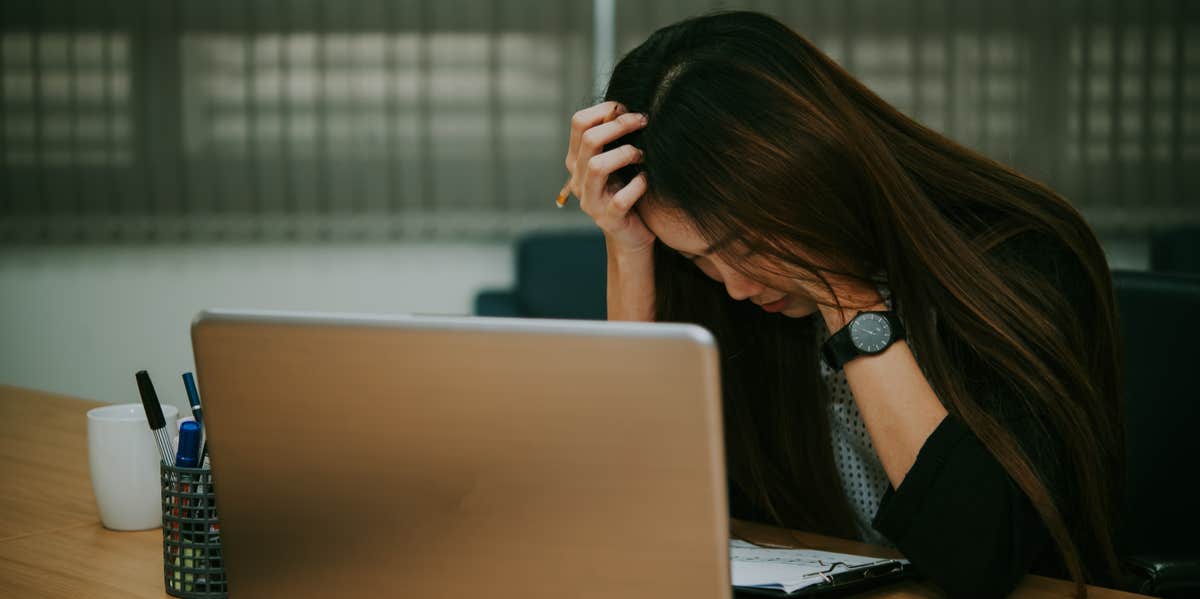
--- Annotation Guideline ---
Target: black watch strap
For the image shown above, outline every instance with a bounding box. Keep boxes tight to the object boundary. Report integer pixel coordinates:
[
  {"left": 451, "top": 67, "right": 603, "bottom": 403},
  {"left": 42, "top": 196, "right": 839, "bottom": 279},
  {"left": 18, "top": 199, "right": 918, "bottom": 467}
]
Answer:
[{"left": 821, "top": 311, "right": 906, "bottom": 371}]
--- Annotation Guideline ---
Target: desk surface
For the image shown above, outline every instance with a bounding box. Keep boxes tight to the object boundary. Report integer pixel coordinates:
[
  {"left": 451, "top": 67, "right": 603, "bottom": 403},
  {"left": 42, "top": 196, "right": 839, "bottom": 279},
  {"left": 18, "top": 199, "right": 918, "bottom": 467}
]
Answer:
[{"left": 0, "top": 384, "right": 1146, "bottom": 598}]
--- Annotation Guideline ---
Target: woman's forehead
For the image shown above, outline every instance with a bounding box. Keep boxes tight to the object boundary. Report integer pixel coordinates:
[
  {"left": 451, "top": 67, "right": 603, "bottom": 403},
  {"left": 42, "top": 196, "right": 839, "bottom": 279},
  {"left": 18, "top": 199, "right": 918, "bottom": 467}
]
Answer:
[{"left": 637, "top": 202, "right": 710, "bottom": 254}]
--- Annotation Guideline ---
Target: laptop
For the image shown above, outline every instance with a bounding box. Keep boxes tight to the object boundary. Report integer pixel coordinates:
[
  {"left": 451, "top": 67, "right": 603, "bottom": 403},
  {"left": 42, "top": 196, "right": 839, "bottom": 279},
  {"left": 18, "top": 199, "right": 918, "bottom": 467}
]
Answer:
[{"left": 191, "top": 309, "right": 730, "bottom": 599}]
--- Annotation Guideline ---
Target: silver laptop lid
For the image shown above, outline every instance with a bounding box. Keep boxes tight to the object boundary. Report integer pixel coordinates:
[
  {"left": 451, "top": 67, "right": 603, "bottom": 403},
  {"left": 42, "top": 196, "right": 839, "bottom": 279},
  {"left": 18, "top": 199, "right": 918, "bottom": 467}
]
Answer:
[{"left": 192, "top": 310, "right": 730, "bottom": 599}]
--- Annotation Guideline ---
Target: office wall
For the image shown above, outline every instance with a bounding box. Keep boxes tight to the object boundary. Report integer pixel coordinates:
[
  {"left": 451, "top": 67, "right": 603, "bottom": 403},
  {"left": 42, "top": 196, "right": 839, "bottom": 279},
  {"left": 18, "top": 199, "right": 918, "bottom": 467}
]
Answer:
[{"left": 0, "top": 242, "right": 513, "bottom": 408}]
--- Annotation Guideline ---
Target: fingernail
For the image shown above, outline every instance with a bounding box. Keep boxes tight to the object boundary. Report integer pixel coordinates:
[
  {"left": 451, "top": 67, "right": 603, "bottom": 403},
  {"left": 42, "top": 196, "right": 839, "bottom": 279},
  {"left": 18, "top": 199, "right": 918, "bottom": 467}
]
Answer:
[{"left": 639, "top": 113, "right": 648, "bottom": 124}]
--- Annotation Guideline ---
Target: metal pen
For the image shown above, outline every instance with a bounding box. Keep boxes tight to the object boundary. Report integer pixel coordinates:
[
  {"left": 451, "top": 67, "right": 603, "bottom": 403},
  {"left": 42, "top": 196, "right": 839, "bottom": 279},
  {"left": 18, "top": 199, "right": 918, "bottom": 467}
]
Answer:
[{"left": 181, "top": 372, "right": 203, "bottom": 425}]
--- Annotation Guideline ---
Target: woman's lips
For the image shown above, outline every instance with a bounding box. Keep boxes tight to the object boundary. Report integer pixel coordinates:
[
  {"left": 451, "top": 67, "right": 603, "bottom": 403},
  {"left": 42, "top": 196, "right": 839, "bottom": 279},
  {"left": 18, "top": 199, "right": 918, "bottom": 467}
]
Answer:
[{"left": 760, "top": 296, "right": 791, "bottom": 313}]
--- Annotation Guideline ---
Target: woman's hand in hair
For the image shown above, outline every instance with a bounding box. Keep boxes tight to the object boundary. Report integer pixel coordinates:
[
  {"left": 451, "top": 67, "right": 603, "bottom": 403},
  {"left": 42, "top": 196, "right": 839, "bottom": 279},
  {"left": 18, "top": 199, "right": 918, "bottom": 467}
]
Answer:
[{"left": 565, "top": 101, "right": 655, "bottom": 254}]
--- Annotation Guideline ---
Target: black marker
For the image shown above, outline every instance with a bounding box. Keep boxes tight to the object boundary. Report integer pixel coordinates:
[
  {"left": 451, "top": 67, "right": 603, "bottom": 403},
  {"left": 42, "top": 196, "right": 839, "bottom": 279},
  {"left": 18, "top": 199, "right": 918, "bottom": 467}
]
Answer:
[{"left": 135, "top": 370, "right": 174, "bottom": 466}]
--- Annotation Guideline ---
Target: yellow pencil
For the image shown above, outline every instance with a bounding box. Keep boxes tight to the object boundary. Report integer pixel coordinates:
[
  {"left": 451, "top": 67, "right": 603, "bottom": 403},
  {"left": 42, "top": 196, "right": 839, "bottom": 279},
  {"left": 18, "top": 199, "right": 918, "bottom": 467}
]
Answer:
[{"left": 555, "top": 183, "right": 571, "bottom": 208}]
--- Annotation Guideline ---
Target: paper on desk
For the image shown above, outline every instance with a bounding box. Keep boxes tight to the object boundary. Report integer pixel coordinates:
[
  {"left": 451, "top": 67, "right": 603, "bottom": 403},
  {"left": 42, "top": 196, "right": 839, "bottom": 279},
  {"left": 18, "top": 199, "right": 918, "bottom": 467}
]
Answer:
[{"left": 730, "top": 539, "right": 898, "bottom": 594}]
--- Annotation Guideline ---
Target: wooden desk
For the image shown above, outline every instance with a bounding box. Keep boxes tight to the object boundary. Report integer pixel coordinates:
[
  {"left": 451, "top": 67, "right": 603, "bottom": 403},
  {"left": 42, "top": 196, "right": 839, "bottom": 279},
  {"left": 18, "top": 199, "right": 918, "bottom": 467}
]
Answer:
[
  {"left": 1, "top": 385, "right": 165, "bottom": 598},
  {"left": 0, "top": 384, "right": 1146, "bottom": 598}
]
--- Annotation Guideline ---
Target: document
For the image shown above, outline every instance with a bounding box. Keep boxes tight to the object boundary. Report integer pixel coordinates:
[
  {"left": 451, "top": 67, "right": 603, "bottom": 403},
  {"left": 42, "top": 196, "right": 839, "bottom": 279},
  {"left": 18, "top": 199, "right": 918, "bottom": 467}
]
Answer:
[{"left": 730, "top": 539, "right": 909, "bottom": 594}]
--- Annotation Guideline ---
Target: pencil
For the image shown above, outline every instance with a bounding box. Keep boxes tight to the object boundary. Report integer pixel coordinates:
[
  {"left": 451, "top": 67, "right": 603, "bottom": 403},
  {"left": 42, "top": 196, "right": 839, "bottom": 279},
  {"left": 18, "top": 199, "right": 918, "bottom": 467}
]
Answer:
[
  {"left": 555, "top": 183, "right": 571, "bottom": 208},
  {"left": 556, "top": 103, "right": 622, "bottom": 208}
]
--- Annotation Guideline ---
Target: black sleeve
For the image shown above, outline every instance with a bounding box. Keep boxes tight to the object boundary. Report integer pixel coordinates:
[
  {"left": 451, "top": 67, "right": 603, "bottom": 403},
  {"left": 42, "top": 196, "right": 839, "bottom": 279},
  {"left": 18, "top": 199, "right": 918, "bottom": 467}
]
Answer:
[{"left": 871, "top": 413, "right": 1051, "bottom": 598}]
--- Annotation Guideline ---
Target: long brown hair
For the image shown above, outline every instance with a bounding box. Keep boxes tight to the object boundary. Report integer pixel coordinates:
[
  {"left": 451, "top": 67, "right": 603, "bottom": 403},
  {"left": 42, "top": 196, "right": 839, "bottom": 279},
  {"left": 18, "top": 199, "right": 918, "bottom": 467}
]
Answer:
[{"left": 603, "top": 11, "right": 1123, "bottom": 594}]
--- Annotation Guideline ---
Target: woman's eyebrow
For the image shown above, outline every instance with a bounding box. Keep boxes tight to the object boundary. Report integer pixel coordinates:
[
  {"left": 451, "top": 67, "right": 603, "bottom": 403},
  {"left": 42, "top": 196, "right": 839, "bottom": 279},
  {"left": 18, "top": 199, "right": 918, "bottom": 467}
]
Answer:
[{"left": 674, "top": 232, "right": 738, "bottom": 260}]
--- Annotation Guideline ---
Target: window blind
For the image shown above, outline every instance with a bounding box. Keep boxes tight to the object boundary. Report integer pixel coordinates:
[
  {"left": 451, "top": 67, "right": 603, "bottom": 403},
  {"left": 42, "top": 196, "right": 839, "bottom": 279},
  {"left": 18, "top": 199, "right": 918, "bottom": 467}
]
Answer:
[{"left": 2, "top": 0, "right": 1196, "bottom": 242}]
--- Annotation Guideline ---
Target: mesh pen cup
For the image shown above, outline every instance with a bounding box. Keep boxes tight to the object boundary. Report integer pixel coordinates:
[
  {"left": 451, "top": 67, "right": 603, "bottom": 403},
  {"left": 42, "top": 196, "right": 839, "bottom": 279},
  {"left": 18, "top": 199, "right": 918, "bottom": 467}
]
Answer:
[{"left": 161, "top": 463, "right": 227, "bottom": 598}]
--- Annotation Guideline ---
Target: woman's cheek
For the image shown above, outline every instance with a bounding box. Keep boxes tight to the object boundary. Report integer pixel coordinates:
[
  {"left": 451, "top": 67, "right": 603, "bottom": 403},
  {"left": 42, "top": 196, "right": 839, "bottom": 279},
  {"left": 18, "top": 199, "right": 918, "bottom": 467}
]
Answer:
[
  {"left": 694, "top": 258, "right": 723, "bottom": 283},
  {"left": 783, "top": 296, "right": 819, "bottom": 318}
]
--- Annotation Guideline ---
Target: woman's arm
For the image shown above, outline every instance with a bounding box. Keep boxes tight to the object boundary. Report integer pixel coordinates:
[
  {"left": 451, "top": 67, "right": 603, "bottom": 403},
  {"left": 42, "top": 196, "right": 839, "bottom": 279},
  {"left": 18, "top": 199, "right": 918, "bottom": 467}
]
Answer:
[
  {"left": 818, "top": 304, "right": 947, "bottom": 489},
  {"left": 561, "top": 100, "right": 657, "bottom": 321},
  {"left": 606, "top": 240, "right": 656, "bottom": 322}
]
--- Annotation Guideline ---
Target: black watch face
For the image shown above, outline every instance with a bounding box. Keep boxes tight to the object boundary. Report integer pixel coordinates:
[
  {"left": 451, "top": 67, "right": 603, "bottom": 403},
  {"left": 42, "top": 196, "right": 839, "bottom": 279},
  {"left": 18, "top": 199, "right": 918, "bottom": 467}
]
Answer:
[{"left": 849, "top": 313, "right": 892, "bottom": 353}]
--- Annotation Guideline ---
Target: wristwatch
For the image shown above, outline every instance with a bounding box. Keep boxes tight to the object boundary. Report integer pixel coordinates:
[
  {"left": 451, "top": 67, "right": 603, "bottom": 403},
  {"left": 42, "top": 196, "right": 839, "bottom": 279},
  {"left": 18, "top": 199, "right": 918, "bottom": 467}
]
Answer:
[{"left": 820, "top": 310, "right": 906, "bottom": 371}]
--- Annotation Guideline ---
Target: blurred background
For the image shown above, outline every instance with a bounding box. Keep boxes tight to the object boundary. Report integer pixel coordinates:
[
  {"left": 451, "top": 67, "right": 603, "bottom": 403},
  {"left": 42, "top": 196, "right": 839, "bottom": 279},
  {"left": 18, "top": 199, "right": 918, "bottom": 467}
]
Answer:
[{"left": 1, "top": 0, "right": 1197, "bottom": 405}]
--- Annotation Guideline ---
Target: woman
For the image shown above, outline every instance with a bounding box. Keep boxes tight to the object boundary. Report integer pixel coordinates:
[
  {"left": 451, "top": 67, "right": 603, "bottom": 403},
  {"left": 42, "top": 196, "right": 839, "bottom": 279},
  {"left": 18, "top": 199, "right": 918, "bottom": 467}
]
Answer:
[{"left": 562, "top": 11, "right": 1123, "bottom": 598}]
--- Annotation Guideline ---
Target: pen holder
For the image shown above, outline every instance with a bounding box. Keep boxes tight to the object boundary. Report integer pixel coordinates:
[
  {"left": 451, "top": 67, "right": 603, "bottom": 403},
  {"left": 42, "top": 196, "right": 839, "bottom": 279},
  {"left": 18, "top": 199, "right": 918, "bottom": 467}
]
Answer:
[{"left": 161, "top": 464, "right": 227, "bottom": 598}]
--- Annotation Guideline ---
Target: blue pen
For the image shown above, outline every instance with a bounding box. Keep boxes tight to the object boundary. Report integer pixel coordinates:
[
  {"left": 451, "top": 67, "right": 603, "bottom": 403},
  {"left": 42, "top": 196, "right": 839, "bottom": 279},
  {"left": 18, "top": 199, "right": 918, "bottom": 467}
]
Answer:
[
  {"left": 173, "top": 421, "right": 203, "bottom": 550},
  {"left": 181, "top": 372, "right": 203, "bottom": 425}
]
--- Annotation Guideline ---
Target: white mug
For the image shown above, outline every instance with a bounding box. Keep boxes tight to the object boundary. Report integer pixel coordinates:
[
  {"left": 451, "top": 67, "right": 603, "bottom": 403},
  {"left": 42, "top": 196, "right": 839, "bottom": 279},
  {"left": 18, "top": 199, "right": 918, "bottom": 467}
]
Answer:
[{"left": 87, "top": 402, "right": 179, "bottom": 530}]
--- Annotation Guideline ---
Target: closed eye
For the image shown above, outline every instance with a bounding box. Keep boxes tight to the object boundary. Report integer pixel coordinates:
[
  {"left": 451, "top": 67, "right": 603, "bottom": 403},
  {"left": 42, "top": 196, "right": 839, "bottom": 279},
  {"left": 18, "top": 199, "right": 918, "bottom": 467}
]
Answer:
[{"left": 679, "top": 249, "right": 750, "bottom": 265}]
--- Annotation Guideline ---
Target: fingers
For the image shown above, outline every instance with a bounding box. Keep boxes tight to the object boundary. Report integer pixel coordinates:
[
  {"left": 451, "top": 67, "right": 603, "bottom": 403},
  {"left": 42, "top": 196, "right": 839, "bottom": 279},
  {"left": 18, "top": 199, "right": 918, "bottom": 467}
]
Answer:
[
  {"left": 578, "top": 112, "right": 648, "bottom": 157},
  {"left": 581, "top": 144, "right": 644, "bottom": 209},
  {"left": 573, "top": 112, "right": 648, "bottom": 196},
  {"left": 609, "top": 172, "right": 648, "bottom": 215},
  {"left": 566, "top": 101, "right": 625, "bottom": 171},
  {"left": 566, "top": 103, "right": 648, "bottom": 184}
]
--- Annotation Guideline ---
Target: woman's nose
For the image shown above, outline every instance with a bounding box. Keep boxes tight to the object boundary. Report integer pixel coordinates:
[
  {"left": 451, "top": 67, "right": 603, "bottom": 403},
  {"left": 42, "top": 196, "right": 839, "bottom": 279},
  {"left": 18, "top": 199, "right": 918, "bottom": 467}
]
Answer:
[{"left": 722, "top": 268, "right": 765, "bottom": 301}]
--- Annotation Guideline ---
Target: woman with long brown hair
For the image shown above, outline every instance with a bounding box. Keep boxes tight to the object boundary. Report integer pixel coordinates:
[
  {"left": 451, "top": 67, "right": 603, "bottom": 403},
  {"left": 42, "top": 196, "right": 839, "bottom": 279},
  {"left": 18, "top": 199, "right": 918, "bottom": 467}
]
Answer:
[{"left": 562, "top": 11, "right": 1123, "bottom": 598}]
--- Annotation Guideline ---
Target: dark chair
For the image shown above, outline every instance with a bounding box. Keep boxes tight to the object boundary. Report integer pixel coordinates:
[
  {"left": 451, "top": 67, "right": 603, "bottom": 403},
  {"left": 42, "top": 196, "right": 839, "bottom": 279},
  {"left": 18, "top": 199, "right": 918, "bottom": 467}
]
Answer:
[
  {"left": 1150, "top": 227, "right": 1200, "bottom": 276},
  {"left": 474, "top": 230, "right": 608, "bottom": 320},
  {"left": 1113, "top": 269, "right": 1200, "bottom": 596}
]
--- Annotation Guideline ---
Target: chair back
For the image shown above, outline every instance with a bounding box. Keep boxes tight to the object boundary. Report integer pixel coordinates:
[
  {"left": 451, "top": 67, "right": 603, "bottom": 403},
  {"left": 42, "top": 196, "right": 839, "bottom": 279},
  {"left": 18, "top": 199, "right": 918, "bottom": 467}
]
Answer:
[
  {"left": 475, "top": 230, "right": 608, "bottom": 319},
  {"left": 1112, "top": 269, "right": 1200, "bottom": 555}
]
